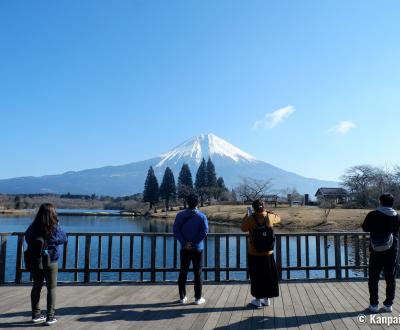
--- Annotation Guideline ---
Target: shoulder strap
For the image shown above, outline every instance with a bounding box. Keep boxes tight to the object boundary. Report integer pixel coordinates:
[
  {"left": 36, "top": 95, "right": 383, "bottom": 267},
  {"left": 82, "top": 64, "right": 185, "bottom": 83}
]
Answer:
[
  {"left": 35, "top": 236, "right": 46, "bottom": 254},
  {"left": 252, "top": 214, "right": 266, "bottom": 227}
]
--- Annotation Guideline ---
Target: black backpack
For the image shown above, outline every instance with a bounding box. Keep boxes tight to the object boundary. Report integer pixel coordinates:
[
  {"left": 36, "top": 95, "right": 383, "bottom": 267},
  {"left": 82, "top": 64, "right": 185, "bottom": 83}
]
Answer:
[
  {"left": 24, "top": 236, "right": 51, "bottom": 271},
  {"left": 251, "top": 215, "right": 275, "bottom": 252}
]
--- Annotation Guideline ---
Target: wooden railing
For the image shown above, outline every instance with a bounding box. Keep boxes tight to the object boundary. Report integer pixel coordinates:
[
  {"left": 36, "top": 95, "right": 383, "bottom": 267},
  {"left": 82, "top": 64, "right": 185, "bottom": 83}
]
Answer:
[{"left": 0, "top": 231, "right": 392, "bottom": 284}]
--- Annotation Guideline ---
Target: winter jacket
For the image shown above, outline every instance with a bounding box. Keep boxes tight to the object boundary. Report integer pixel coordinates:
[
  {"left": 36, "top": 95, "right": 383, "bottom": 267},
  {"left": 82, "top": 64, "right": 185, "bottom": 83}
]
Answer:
[
  {"left": 173, "top": 208, "right": 208, "bottom": 251},
  {"left": 25, "top": 224, "right": 68, "bottom": 262},
  {"left": 362, "top": 208, "right": 399, "bottom": 253},
  {"left": 241, "top": 211, "right": 281, "bottom": 256}
]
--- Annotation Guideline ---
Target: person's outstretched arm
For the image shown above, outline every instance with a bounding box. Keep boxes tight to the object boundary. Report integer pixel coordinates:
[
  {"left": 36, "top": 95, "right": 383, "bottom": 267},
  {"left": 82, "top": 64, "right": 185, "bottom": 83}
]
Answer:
[
  {"left": 241, "top": 214, "right": 250, "bottom": 232},
  {"left": 267, "top": 211, "right": 281, "bottom": 225}
]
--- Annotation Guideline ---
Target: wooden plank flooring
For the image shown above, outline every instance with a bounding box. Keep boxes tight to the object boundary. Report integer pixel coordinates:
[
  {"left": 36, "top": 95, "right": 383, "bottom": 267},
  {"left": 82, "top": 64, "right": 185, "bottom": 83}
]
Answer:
[{"left": 1, "top": 280, "right": 400, "bottom": 329}]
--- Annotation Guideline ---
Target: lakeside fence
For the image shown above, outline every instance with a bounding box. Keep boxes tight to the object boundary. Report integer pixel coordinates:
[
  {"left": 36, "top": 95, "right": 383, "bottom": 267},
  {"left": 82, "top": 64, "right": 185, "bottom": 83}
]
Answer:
[{"left": 1, "top": 231, "right": 396, "bottom": 284}]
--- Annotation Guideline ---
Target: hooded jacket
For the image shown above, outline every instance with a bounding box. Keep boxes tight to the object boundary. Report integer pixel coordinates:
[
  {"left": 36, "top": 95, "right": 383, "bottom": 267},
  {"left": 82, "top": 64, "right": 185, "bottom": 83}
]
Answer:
[
  {"left": 25, "top": 224, "right": 68, "bottom": 262},
  {"left": 173, "top": 208, "right": 208, "bottom": 251},
  {"left": 362, "top": 207, "right": 399, "bottom": 253}
]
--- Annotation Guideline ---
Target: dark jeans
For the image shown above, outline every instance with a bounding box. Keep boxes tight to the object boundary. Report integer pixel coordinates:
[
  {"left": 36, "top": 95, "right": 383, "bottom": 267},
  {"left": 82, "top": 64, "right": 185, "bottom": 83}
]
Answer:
[
  {"left": 31, "top": 262, "right": 58, "bottom": 318},
  {"left": 368, "top": 249, "right": 397, "bottom": 306},
  {"left": 178, "top": 249, "right": 203, "bottom": 300}
]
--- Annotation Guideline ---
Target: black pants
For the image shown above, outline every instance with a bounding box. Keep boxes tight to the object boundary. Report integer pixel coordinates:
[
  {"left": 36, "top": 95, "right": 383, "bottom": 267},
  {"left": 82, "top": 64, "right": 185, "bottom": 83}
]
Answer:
[
  {"left": 178, "top": 249, "right": 203, "bottom": 300},
  {"left": 368, "top": 249, "right": 397, "bottom": 306},
  {"left": 31, "top": 262, "right": 58, "bottom": 318},
  {"left": 248, "top": 254, "right": 279, "bottom": 299}
]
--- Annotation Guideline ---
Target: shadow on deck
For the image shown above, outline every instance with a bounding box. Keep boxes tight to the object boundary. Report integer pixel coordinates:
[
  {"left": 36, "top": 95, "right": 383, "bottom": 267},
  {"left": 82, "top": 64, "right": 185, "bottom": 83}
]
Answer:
[{"left": 0, "top": 280, "right": 397, "bottom": 329}]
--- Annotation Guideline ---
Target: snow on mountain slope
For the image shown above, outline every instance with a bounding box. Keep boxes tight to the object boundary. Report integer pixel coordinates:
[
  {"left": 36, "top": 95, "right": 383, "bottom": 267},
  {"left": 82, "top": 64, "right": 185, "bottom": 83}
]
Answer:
[{"left": 156, "top": 133, "right": 255, "bottom": 168}]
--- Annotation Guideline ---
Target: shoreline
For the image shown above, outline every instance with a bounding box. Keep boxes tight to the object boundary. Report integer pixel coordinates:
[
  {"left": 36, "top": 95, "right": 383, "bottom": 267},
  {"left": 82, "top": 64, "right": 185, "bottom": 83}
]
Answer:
[
  {"left": 1, "top": 205, "right": 370, "bottom": 232},
  {"left": 0, "top": 209, "right": 137, "bottom": 217}
]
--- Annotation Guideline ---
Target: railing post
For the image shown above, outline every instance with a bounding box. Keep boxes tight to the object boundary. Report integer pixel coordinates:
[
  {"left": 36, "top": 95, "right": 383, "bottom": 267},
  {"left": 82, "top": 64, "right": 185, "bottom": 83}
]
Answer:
[
  {"left": 150, "top": 235, "right": 156, "bottom": 282},
  {"left": 334, "top": 234, "right": 342, "bottom": 279},
  {"left": 84, "top": 236, "right": 91, "bottom": 283},
  {"left": 15, "top": 235, "right": 24, "bottom": 284},
  {"left": 215, "top": 235, "right": 220, "bottom": 282},
  {"left": 74, "top": 236, "right": 80, "bottom": 282},
  {"left": 0, "top": 235, "right": 7, "bottom": 284}
]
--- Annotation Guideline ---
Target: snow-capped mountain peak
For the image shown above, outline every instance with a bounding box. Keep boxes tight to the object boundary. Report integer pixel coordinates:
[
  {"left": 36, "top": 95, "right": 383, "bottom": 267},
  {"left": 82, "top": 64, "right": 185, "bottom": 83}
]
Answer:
[{"left": 155, "top": 133, "right": 256, "bottom": 168}]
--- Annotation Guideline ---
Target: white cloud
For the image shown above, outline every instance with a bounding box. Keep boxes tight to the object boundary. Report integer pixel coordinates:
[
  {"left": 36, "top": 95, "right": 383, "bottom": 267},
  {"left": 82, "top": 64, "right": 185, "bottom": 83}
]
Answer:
[
  {"left": 327, "top": 121, "right": 356, "bottom": 135},
  {"left": 253, "top": 105, "right": 295, "bottom": 129}
]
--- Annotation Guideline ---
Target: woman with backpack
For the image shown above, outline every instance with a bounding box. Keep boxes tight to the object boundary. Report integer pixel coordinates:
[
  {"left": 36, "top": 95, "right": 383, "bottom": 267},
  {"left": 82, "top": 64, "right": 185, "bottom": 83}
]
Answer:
[
  {"left": 241, "top": 199, "right": 281, "bottom": 308},
  {"left": 24, "top": 203, "right": 67, "bottom": 325}
]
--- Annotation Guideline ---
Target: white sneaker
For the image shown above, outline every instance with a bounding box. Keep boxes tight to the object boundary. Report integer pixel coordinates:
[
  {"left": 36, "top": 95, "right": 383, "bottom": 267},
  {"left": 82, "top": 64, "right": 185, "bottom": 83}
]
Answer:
[
  {"left": 194, "top": 297, "right": 206, "bottom": 305},
  {"left": 179, "top": 296, "right": 188, "bottom": 304},
  {"left": 369, "top": 305, "right": 379, "bottom": 313},
  {"left": 262, "top": 298, "right": 271, "bottom": 306},
  {"left": 45, "top": 317, "right": 58, "bottom": 325},
  {"left": 250, "top": 298, "right": 263, "bottom": 308},
  {"left": 383, "top": 305, "right": 393, "bottom": 313},
  {"left": 31, "top": 315, "right": 46, "bottom": 323}
]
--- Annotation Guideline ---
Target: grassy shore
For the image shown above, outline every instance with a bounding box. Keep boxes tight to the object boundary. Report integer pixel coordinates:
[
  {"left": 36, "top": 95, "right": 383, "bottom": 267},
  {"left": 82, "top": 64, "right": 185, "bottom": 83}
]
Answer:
[
  {"left": 151, "top": 204, "right": 370, "bottom": 232},
  {"left": 1, "top": 205, "right": 372, "bottom": 232},
  {"left": 0, "top": 209, "right": 34, "bottom": 216}
]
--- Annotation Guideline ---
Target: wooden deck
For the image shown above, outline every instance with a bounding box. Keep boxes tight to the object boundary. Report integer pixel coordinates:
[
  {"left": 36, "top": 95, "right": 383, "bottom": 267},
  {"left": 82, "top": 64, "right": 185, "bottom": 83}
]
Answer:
[{"left": 1, "top": 280, "right": 399, "bottom": 329}]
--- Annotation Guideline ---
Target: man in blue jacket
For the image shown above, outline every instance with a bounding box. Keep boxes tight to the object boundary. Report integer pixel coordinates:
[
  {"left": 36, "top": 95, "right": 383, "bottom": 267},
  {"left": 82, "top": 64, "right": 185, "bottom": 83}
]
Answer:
[{"left": 173, "top": 193, "right": 208, "bottom": 305}]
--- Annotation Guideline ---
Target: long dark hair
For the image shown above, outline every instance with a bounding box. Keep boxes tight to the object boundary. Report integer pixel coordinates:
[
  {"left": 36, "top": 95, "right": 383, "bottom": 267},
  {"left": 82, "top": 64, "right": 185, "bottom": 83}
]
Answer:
[{"left": 32, "top": 203, "right": 58, "bottom": 237}]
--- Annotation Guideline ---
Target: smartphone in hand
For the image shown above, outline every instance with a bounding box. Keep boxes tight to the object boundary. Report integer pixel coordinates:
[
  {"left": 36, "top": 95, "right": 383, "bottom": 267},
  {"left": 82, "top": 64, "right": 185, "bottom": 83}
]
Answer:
[{"left": 247, "top": 207, "right": 252, "bottom": 216}]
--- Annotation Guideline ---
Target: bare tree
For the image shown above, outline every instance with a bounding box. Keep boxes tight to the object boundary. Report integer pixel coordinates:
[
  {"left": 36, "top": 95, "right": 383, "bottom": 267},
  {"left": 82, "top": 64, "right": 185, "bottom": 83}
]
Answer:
[
  {"left": 319, "top": 197, "right": 336, "bottom": 223},
  {"left": 235, "top": 177, "right": 272, "bottom": 202},
  {"left": 341, "top": 165, "right": 396, "bottom": 207}
]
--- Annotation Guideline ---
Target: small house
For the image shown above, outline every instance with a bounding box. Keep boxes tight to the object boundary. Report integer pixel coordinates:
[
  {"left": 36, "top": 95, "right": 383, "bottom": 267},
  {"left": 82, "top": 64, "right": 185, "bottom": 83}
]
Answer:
[{"left": 315, "top": 187, "right": 348, "bottom": 204}]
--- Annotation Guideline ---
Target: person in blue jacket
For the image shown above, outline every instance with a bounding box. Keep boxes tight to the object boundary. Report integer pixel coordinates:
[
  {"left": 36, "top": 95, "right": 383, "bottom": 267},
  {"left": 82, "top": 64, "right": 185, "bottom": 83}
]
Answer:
[
  {"left": 173, "top": 193, "right": 208, "bottom": 305},
  {"left": 25, "top": 203, "right": 67, "bottom": 325}
]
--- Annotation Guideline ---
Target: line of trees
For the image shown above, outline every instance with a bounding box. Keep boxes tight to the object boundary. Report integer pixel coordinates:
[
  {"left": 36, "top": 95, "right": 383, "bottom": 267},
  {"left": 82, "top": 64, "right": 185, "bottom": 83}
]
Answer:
[
  {"left": 341, "top": 165, "right": 400, "bottom": 208},
  {"left": 142, "top": 158, "right": 228, "bottom": 211},
  {"left": 143, "top": 162, "right": 400, "bottom": 211}
]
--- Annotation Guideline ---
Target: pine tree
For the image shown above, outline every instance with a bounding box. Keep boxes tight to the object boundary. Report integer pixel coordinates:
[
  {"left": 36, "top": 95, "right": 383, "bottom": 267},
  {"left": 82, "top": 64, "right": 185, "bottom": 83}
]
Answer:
[
  {"left": 217, "top": 176, "right": 227, "bottom": 190},
  {"left": 177, "top": 163, "right": 193, "bottom": 208},
  {"left": 206, "top": 157, "right": 218, "bottom": 200},
  {"left": 215, "top": 176, "right": 228, "bottom": 200},
  {"left": 143, "top": 166, "right": 159, "bottom": 210},
  {"left": 195, "top": 158, "right": 207, "bottom": 206},
  {"left": 159, "top": 167, "right": 176, "bottom": 210}
]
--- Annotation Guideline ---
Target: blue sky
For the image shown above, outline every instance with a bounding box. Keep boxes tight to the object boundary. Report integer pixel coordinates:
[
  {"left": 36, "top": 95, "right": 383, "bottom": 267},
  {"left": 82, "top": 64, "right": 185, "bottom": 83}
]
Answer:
[{"left": 1, "top": 0, "right": 399, "bottom": 182}]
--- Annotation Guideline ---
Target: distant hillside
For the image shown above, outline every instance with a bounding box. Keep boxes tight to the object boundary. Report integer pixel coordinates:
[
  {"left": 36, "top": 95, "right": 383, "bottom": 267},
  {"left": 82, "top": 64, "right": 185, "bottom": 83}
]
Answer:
[{"left": 0, "top": 133, "right": 338, "bottom": 196}]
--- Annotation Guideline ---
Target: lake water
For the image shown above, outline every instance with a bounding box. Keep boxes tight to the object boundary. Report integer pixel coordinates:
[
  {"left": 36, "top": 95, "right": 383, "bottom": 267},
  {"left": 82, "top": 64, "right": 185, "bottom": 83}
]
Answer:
[
  {"left": 0, "top": 214, "right": 367, "bottom": 282},
  {"left": 0, "top": 214, "right": 241, "bottom": 234}
]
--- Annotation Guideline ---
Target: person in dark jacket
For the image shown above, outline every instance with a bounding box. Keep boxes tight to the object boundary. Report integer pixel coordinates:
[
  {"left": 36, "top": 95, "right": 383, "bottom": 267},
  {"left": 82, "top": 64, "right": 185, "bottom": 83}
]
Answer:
[
  {"left": 362, "top": 193, "right": 399, "bottom": 313},
  {"left": 173, "top": 193, "right": 208, "bottom": 305},
  {"left": 25, "top": 203, "right": 67, "bottom": 325}
]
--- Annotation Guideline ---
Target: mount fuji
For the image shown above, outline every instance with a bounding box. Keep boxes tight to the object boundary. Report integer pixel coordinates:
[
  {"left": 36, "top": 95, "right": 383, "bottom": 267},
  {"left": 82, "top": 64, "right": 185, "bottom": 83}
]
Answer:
[{"left": 0, "top": 133, "right": 337, "bottom": 196}]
